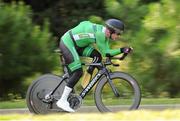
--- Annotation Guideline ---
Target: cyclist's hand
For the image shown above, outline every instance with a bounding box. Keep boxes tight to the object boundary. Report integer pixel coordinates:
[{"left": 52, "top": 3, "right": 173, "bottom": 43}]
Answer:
[{"left": 120, "top": 47, "right": 133, "bottom": 54}]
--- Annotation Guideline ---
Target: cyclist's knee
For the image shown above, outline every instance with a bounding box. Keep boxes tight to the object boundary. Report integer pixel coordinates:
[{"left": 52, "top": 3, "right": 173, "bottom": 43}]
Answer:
[
  {"left": 68, "top": 61, "right": 82, "bottom": 73},
  {"left": 90, "top": 50, "right": 102, "bottom": 62},
  {"left": 87, "top": 50, "right": 102, "bottom": 74}
]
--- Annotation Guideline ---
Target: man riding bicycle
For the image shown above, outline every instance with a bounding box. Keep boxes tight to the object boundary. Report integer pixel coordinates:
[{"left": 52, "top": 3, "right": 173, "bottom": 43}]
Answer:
[{"left": 56, "top": 18, "right": 132, "bottom": 112}]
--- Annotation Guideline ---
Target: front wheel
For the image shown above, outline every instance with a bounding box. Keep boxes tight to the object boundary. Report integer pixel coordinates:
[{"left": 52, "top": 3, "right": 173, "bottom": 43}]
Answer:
[{"left": 94, "top": 72, "right": 141, "bottom": 112}]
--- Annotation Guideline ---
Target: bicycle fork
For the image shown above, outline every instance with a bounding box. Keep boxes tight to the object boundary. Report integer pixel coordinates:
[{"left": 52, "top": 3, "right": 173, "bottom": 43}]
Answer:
[{"left": 105, "top": 70, "right": 120, "bottom": 97}]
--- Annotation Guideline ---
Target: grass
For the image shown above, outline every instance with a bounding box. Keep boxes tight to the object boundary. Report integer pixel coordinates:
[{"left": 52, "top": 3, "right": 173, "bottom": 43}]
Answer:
[
  {"left": 0, "top": 98, "right": 180, "bottom": 109},
  {"left": 83, "top": 98, "right": 180, "bottom": 106},
  {"left": 0, "top": 110, "right": 180, "bottom": 121},
  {"left": 141, "top": 98, "right": 180, "bottom": 105},
  {"left": 0, "top": 100, "right": 26, "bottom": 109}
]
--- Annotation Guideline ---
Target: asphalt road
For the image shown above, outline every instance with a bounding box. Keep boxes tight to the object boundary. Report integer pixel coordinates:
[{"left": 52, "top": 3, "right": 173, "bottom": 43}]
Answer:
[{"left": 0, "top": 104, "right": 180, "bottom": 114}]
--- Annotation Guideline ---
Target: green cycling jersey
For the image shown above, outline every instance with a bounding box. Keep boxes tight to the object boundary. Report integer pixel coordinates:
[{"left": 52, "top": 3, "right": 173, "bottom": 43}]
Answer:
[{"left": 61, "top": 21, "right": 122, "bottom": 57}]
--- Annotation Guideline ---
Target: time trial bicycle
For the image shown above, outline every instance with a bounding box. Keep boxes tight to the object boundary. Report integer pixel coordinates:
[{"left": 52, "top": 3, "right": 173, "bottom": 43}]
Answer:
[{"left": 26, "top": 49, "right": 141, "bottom": 114}]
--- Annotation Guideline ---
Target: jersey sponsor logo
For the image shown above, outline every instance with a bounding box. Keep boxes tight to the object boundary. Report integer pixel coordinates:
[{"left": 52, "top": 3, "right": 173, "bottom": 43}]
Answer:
[
  {"left": 79, "top": 34, "right": 90, "bottom": 38},
  {"left": 73, "top": 33, "right": 95, "bottom": 41},
  {"left": 81, "top": 73, "right": 101, "bottom": 97}
]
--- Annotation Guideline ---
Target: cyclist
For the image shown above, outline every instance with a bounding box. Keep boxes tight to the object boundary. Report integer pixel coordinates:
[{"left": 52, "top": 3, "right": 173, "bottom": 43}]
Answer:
[{"left": 56, "top": 18, "right": 132, "bottom": 112}]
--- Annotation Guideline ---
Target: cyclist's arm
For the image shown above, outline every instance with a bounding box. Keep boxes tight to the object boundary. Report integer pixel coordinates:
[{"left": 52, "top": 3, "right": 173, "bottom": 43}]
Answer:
[{"left": 96, "top": 33, "right": 123, "bottom": 57}]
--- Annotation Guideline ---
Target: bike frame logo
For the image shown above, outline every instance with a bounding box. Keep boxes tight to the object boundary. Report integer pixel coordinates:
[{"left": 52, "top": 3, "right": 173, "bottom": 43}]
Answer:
[{"left": 81, "top": 73, "right": 101, "bottom": 97}]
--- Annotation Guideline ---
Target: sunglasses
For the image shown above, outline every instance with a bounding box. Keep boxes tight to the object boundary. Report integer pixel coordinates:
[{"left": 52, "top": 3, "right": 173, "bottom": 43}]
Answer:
[
  {"left": 115, "top": 32, "right": 121, "bottom": 35},
  {"left": 113, "top": 30, "right": 123, "bottom": 35}
]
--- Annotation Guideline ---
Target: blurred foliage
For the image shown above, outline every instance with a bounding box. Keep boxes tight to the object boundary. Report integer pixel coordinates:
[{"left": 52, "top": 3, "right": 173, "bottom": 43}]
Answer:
[
  {"left": 104, "top": 0, "right": 180, "bottom": 97},
  {"left": 3, "top": 0, "right": 107, "bottom": 38},
  {"left": 0, "top": 1, "right": 58, "bottom": 99},
  {"left": 130, "top": 0, "right": 180, "bottom": 97}
]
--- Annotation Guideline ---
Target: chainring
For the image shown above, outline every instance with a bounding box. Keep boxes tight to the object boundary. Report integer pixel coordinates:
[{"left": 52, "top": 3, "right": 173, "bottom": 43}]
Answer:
[{"left": 68, "top": 94, "right": 82, "bottom": 110}]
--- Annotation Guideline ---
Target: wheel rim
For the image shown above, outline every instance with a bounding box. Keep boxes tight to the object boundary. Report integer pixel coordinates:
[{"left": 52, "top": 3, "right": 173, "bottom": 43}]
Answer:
[{"left": 94, "top": 72, "right": 141, "bottom": 112}]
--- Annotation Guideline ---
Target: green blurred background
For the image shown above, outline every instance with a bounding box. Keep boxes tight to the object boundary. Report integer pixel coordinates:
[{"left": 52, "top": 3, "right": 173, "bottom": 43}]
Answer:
[{"left": 0, "top": 0, "right": 179, "bottom": 100}]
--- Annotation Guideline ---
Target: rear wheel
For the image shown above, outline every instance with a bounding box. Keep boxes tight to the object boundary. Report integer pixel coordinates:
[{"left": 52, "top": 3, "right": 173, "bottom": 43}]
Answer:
[
  {"left": 94, "top": 72, "right": 141, "bottom": 112},
  {"left": 26, "top": 74, "right": 66, "bottom": 114}
]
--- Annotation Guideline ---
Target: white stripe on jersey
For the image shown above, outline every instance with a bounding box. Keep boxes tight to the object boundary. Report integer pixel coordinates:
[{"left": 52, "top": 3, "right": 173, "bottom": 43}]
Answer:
[{"left": 73, "top": 33, "right": 95, "bottom": 41}]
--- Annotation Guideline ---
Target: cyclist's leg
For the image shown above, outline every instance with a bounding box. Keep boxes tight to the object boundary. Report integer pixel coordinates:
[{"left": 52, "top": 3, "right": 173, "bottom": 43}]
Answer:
[
  {"left": 57, "top": 38, "right": 83, "bottom": 112},
  {"left": 59, "top": 39, "right": 83, "bottom": 88}
]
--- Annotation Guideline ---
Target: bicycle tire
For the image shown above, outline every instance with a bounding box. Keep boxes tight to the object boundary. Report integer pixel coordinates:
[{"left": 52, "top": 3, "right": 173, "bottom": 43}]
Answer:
[
  {"left": 26, "top": 74, "right": 66, "bottom": 114},
  {"left": 94, "top": 72, "right": 141, "bottom": 112}
]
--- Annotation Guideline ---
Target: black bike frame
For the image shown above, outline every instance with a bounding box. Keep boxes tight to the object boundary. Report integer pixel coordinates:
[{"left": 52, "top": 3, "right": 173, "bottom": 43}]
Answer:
[
  {"left": 80, "top": 67, "right": 108, "bottom": 98},
  {"left": 80, "top": 65, "right": 120, "bottom": 99},
  {"left": 49, "top": 59, "right": 121, "bottom": 101},
  {"left": 49, "top": 64, "right": 111, "bottom": 100},
  {"left": 51, "top": 50, "right": 128, "bottom": 100}
]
